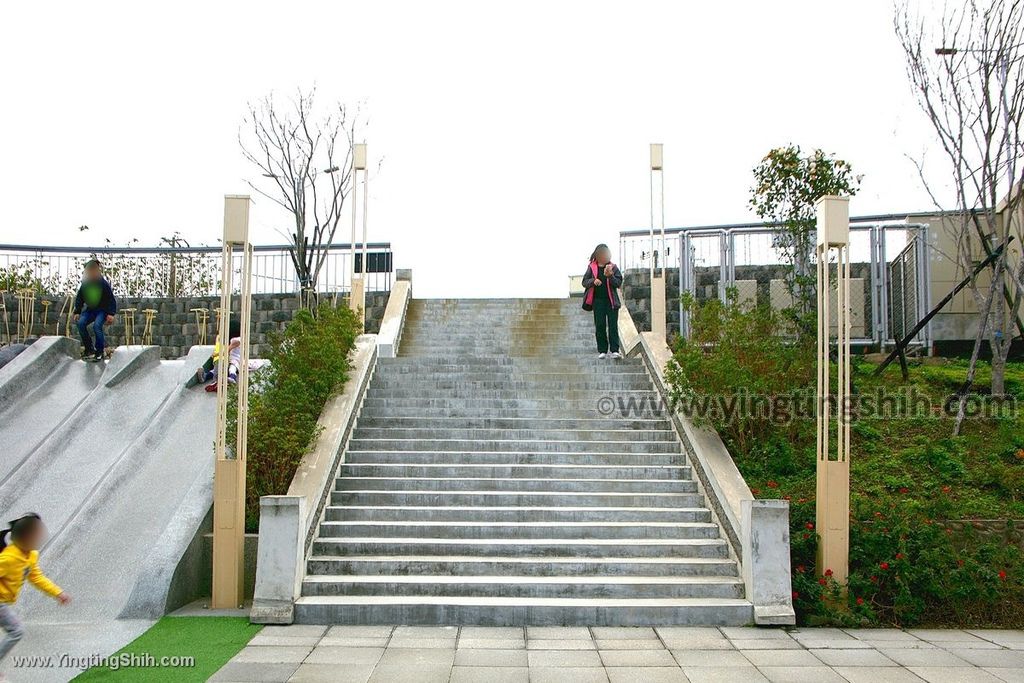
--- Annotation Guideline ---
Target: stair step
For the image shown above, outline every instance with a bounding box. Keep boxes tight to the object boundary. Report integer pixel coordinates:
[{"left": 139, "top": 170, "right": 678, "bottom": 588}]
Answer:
[
  {"left": 306, "top": 554, "right": 737, "bottom": 577},
  {"left": 333, "top": 489, "right": 703, "bottom": 507},
  {"left": 317, "top": 520, "right": 719, "bottom": 540},
  {"left": 293, "top": 595, "right": 754, "bottom": 626},
  {"left": 350, "top": 428, "right": 677, "bottom": 442},
  {"left": 343, "top": 451, "right": 686, "bottom": 466},
  {"left": 324, "top": 505, "right": 711, "bottom": 523},
  {"left": 338, "top": 464, "right": 691, "bottom": 479},
  {"left": 347, "top": 439, "right": 680, "bottom": 454},
  {"left": 335, "top": 477, "right": 697, "bottom": 493},
  {"left": 311, "top": 537, "right": 730, "bottom": 558},
  {"left": 301, "top": 574, "right": 745, "bottom": 599},
  {"left": 354, "top": 417, "right": 672, "bottom": 430}
]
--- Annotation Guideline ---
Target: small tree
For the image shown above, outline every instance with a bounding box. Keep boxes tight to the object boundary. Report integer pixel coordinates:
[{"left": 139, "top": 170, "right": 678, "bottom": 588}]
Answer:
[
  {"left": 239, "top": 88, "right": 363, "bottom": 310},
  {"left": 749, "top": 145, "right": 861, "bottom": 339},
  {"left": 895, "top": 0, "right": 1024, "bottom": 429}
]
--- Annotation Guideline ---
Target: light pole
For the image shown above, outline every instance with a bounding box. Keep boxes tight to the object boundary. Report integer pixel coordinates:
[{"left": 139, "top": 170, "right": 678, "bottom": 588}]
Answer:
[
  {"left": 211, "top": 195, "right": 254, "bottom": 609},
  {"left": 349, "top": 143, "right": 368, "bottom": 324},
  {"left": 815, "top": 195, "right": 851, "bottom": 586},
  {"left": 649, "top": 143, "right": 667, "bottom": 340}
]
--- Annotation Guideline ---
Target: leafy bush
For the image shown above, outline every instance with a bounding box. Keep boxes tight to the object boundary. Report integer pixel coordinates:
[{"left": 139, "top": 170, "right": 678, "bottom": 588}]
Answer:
[
  {"left": 665, "top": 288, "right": 815, "bottom": 456},
  {"left": 229, "top": 303, "right": 361, "bottom": 531}
]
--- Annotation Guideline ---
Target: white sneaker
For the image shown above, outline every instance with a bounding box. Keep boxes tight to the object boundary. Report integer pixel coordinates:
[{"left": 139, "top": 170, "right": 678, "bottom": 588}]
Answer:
[
  {"left": 609, "top": 352, "right": 622, "bottom": 359},
  {"left": 597, "top": 353, "right": 607, "bottom": 359}
]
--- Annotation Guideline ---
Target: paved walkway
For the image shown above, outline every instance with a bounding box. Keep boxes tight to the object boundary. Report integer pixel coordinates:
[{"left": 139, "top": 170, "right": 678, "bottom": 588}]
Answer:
[{"left": 212, "top": 625, "right": 1024, "bottom": 683}]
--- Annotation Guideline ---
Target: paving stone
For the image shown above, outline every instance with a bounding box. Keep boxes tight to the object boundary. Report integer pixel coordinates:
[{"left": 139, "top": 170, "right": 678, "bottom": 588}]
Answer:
[
  {"left": 449, "top": 665, "right": 529, "bottom": 683},
  {"left": 317, "top": 637, "right": 390, "bottom": 648},
  {"left": 858, "top": 639, "right": 938, "bottom": 650},
  {"left": 259, "top": 625, "right": 328, "bottom": 638},
  {"left": 983, "top": 667, "right": 1024, "bottom": 682},
  {"left": 672, "top": 650, "right": 749, "bottom": 667},
  {"left": 529, "top": 668, "right": 610, "bottom": 683},
  {"left": 287, "top": 663, "right": 375, "bottom": 683},
  {"left": 528, "top": 639, "right": 597, "bottom": 650},
  {"left": 596, "top": 638, "right": 667, "bottom": 650},
  {"left": 231, "top": 646, "right": 313, "bottom": 664},
  {"left": 248, "top": 635, "right": 323, "bottom": 647},
  {"left": 908, "top": 629, "right": 986, "bottom": 643},
  {"left": 934, "top": 640, "right": 1005, "bottom": 650},
  {"left": 528, "top": 650, "right": 604, "bottom": 667},
  {"left": 304, "top": 646, "right": 384, "bottom": 665},
  {"left": 721, "top": 628, "right": 792, "bottom": 640},
  {"left": 879, "top": 648, "right": 973, "bottom": 667},
  {"left": 592, "top": 627, "right": 658, "bottom": 640},
  {"left": 367, "top": 664, "right": 451, "bottom": 683},
  {"left": 387, "top": 637, "right": 458, "bottom": 649},
  {"left": 729, "top": 638, "right": 802, "bottom": 650},
  {"left": 831, "top": 667, "right": 925, "bottom": 683},
  {"left": 790, "top": 638, "right": 872, "bottom": 650},
  {"left": 810, "top": 648, "right": 898, "bottom": 667},
  {"left": 528, "top": 627, "right": 593, "bottom": 640},
  {"left": 907, "top": 667, "right": 1005, "bottom": 683},
  {"left": 788, "top": 628, "right": 852, "bottom": 641},
  {"left": 948, "top": 649, "right": 1024, "bottom": 668},
  {"left": 326, "top": 626, "right": 395, "bottom": 638},
  {"left": 756, "top": 666, "right": 848, "bottom": 683},
  {"left": 681, "top": 665, "right": 768, "bottom": 683},
  {"left": 459, "top": 627, "right": 524, "bottom": 639},
  {"left": 392, "top": 626, "right": 458, "bottom": 639},
  {"left": 210, "top": 661, "right": 300, "bottom": 682},
  {"left": 661, "top": 638, "right": 735, "bottom": 650},
  {"left": 739, "top": 649, "right": 821, "bottom": 667},
  {"left": 457, "top": 637, "right": 526, "bottom": 650},
  {"left": 376, "top": 647, "right": 456, "bottom": 667},
  {"left": 606, "top": 667, "right": 689, "bottom": 683},
  {"left": 844, "top": 628, "right": 921, "bottom": 642},
  {"left": 454, "top": 648, "right": 528, "bottom": 667},
  {"left": 598, "top": 649, "right": 677, "bottom": 667}
]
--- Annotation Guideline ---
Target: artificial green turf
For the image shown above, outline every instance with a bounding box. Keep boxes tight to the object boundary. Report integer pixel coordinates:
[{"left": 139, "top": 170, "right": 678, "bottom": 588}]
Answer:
[{"left": 73, "top": 617, "right": 261, "bottom": 682}]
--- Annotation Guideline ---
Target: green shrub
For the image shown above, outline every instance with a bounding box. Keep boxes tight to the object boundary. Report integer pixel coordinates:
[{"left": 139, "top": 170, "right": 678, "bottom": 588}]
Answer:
[{"left": 229, "top": 303, "right": 361, "bottom": 531}]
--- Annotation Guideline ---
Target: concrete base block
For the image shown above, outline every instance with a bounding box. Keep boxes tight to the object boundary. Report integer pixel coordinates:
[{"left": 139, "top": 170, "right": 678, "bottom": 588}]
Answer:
[
  {"left": 251, "top": 496, "right": 305, "bottom": 625},
  {"left": 741, "top": 499, "right": 795, "bottom": 626}
]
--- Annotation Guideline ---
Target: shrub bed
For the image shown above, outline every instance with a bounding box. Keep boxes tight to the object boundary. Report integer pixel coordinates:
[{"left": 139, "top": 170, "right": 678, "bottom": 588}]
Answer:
[{"left": 666, "top": 291, "right": 1024, "bottom": 626}]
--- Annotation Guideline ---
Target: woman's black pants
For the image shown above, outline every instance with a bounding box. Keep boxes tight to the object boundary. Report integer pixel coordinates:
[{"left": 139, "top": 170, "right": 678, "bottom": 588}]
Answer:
[{"left": 593, "top": 300, "right": 620, "bottom": 354}]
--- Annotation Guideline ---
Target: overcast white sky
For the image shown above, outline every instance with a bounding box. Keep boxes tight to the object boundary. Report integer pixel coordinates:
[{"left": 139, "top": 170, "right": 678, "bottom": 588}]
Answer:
[{"left": 0, "top": 0, "right": 944, "bottom": 297}]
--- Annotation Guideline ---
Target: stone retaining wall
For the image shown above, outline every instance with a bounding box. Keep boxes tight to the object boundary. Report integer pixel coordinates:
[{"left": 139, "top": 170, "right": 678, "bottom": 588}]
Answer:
[{"left": 1, "top": 291, "right": 389, "bottom": 359}]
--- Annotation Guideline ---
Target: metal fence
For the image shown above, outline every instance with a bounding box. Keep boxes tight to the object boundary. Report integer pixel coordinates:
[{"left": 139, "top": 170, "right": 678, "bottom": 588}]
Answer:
[
  {"left": 620, "top": 220, "right": 931, "bottom": 347},
  {"left": 0, "top": 242, "right": 393, "bottom": 298}
]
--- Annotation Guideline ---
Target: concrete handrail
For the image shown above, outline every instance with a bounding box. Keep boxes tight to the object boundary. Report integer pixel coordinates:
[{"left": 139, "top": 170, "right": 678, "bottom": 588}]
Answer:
[
  {"left": 378, "top": 279, "right": 411, "bottom": 358},
  {"left": 619, "top": 303, "right": 794, "bottom": 625},
  {"left": 251, "top": 334, "right": 378, "bottom": 624}
]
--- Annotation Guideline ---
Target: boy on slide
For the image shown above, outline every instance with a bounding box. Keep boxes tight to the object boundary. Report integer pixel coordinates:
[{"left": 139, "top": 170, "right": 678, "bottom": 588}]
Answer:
[{"left": 73, "top": 259, "right": 117, "bottom": 362}]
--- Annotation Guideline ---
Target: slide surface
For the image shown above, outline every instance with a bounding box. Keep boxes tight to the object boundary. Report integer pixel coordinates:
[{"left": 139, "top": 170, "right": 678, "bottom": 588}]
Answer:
[{"left": 0, "top": 337, "right": 218, "bottom": 681}]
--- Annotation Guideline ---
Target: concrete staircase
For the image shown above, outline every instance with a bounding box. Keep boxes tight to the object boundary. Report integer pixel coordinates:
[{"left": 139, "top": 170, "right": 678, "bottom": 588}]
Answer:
[{"left": 294, "top": 298, "right": 753, "bottom": 625}]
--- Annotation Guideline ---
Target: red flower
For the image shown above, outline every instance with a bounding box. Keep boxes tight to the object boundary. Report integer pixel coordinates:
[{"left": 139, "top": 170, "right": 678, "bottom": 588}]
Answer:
[
  {"left": 797, "top": 498, "right": 808, "bottom": 504},
  {"left": 806, "top": 522, "right": 815, "bottom": 531},
  {"left": 942, "top": 485, "right": 951, "bottom": 494},
  {"left": 880, "top": 562, "right": 890, "bottom": 571},
  {"left": 751, "top": 488, "right": 761, "bottom": 495},
  {"left": 818, "top": 577, "right": 827, "bottom": 586},
  {"left": 870, "top": 575, "right": 878, "bottom": 583},
  {"left": 783, "top": 495, "right": 792, "bottom": 501},
  {"left": 824, "top": 568, "right": 833, "bottom": 577},
  {"left": 895, "top": 553, "right": 905, "bottom": 561},
  {"left": 856, "top": 597, "right": 865, "bottom": 605},
  {"left": 767, "top": 481, "right": 779, "bottom": 489},
  {"left": 796, "top": 565, "right": 806, "bottom": 574},
  {"left": 999, "top": 570, "right": 1008, "bottom": 581},
  {"left": 899, "top": 487, "right": 909, "bottom": 494},
  {"left": 803, "top": 533, "right": 810, "bottom": 540},
  {"left": 792, "top": 591, "right": 799, "bottom": 600}
]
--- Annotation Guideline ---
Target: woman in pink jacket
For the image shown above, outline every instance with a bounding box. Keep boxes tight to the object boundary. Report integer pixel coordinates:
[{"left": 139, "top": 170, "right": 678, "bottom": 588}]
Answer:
[{"left": 581, "top": 243, "right": 624, "bottom": 359}]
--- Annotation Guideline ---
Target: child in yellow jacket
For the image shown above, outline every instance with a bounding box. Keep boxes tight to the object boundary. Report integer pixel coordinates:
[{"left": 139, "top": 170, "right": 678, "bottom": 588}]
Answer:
[{"left": 0, "top": 514, "right": 70, "bottom": 663}]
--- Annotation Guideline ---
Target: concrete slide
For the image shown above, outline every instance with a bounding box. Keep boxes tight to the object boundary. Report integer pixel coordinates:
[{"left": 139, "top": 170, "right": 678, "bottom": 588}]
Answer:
[{"left": 0, "top": 337, "right": 217, "bottom": 681}]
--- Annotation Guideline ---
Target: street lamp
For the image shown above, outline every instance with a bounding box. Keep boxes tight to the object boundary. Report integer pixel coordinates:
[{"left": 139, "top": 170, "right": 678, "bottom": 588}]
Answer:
[
  {"left": 649, "top": 143, "right": 667, "bottom": 340},
  {"left": 349, "top": 144, "right": 368, "bottom": 324}
]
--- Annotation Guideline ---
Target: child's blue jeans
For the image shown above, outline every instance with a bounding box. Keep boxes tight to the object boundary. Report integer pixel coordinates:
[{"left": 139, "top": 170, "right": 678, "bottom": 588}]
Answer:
[
  {"left": 77, "top": 310, "right": 108, "bottom": 353},
  {"left": 0, "top": 603, "right": 23, "bottom": 660}
]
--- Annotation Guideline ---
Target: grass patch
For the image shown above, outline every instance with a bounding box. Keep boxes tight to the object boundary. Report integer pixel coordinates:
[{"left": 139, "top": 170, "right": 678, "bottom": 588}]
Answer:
[{"left": 73, "top": 617, "right": 261, "bottom": 682}]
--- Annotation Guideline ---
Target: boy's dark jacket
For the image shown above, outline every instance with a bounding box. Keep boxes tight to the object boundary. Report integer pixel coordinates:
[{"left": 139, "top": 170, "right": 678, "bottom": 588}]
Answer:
[
  {"left": 581, "top": 261, "right": 623, "bottom": 311},
  {"left": 74, "top": 277, "right": 118, "bottom": 315}
]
